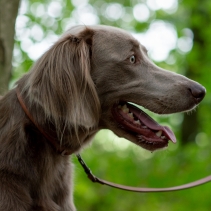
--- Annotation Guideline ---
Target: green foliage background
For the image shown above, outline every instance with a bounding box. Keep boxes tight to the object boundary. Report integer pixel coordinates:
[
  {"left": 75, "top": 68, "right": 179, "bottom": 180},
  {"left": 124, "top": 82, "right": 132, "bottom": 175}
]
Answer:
[{"left": 12, "top": 0, "right": 211, "bottom": 210}]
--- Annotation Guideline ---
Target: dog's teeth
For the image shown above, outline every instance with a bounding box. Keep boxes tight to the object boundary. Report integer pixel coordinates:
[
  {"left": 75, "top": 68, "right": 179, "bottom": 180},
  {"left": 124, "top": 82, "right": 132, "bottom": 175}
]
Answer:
[
  {"left": 156, "top": 130, "right": 162, "bottom": 137},
  {"left": 161, "top": 136, "right": 166, "bottom": 139},
  {"left": 122, "top": 108, "right": 129, "bottom": 113},
  {"left": 134, "top": 120, "right": 141, "bottom": 125},
  {"left": 142, "top": 126, "right": 148, "bottom": 129},
  {"left": 137, "top": 135, "right": 146, "bottom": 143},
  {"left": 138, "top": 139, "right": 145, "bottom": 143},
  {"left": 128, "top": 112, "right": 134, "bottom": 119},
  {"left": 122, "top": 104, "right": 129, "bottom": 113},
  {"left": 122, "top": 104, "right": 127, "bottom": 109}
]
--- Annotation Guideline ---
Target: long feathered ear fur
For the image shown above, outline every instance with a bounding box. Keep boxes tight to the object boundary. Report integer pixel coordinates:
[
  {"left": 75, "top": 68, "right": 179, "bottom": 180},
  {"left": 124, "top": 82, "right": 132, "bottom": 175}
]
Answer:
[{"left": 20, "top": 28, "right": 100, "bottom": 144}]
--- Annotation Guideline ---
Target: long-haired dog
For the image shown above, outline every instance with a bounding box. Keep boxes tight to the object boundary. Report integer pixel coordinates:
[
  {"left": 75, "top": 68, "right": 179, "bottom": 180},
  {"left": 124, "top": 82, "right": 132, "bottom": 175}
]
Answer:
[{"left": 0, "top": 25, "right": 205, "bottom": 211}]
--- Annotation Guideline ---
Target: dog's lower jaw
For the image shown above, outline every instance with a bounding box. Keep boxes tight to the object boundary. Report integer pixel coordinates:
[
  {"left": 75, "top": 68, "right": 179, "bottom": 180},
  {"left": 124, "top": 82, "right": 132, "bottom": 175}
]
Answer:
[{"left": 109, "top": 102, "right": 175, "bottom": 151}]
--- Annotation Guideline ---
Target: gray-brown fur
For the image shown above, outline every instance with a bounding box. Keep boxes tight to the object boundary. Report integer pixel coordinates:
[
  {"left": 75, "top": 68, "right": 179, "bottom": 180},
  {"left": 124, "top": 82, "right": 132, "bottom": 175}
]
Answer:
[{"left": 0, "top": 25, "right": 205, "bottom": 210}]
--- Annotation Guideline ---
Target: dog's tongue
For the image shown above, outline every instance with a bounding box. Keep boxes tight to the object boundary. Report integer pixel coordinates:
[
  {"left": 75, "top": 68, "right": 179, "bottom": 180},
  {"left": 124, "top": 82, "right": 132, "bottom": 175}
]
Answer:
[{"left": 128, "top": 103, "right": 177, "bottom": 143}]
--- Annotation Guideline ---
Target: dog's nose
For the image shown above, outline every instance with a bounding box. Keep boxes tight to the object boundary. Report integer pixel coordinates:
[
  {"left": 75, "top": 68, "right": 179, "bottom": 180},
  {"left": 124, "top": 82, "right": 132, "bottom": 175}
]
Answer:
[{"left": 188, "top": 83, "right": 206, "bottom": 104}]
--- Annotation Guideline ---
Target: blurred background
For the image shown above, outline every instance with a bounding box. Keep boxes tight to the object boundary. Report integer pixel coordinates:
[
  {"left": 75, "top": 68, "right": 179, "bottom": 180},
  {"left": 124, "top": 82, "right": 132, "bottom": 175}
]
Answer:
[{"left": 1, "top": 0, "right": 211, "bottom": 210}]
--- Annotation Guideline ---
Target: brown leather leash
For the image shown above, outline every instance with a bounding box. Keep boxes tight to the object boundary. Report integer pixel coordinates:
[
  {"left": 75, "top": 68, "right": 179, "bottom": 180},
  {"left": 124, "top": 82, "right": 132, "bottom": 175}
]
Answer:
[
  {"left": 76, "top": 154, "right": 211, "bottom": 192},
  {"left": 15, "top": 87, "right": 211, "bottom": 193}
]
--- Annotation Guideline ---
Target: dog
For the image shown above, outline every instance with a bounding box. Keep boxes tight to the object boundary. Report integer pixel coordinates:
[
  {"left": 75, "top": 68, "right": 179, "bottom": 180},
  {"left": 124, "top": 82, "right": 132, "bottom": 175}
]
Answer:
[{"left": 0, "top": 25, "right": 205, "bottom": 211}]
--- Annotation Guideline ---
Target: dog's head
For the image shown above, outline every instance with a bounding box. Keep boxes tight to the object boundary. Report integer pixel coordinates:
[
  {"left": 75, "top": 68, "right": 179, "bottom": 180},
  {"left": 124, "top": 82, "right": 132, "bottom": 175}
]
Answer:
[
  {"left": 25, "top": 25, "right": 206, "bottom": 152},
  {"left": 77, "top": 25, "right": 205, "bottom": 151}
]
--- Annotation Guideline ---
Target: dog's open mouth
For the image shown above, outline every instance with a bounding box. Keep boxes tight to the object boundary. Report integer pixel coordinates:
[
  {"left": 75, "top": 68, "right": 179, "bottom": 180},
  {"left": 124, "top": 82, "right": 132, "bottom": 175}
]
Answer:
[{"left": 112, "top": 102, "right": 176, "bottom": 151}]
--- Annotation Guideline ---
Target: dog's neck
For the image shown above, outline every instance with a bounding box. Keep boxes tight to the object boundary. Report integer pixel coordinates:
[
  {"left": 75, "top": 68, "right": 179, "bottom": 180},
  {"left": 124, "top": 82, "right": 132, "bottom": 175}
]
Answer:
[
  {"left": 16, "top": 87, "right": 97, "bottom": 155},
  {"left": 16, "top": 87, "right": 73, "bottom": 155}
]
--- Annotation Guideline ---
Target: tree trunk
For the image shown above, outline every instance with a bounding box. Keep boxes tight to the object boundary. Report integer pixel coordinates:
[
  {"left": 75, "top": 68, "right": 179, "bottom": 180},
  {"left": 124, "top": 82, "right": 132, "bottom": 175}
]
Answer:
[{"left": 0, "top": 0, "right": 20, "bottom": 95}]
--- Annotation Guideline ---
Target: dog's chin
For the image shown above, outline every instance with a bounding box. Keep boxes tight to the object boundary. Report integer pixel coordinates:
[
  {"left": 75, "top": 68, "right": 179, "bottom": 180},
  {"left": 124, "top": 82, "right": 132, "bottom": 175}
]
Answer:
[{"left": 109, "top": 101, "right": 177, "bottom": 152}]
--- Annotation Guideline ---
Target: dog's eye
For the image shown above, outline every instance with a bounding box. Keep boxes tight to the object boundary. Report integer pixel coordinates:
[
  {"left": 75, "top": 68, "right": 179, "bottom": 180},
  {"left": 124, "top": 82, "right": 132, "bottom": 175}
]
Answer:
[{"left": 130, "top": 55, "right": 136, "bottom": 64}]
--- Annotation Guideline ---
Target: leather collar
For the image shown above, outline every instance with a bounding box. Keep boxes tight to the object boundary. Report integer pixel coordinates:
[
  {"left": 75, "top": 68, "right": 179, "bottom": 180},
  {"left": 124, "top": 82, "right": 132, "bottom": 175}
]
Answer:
[{"left": 16, "top": 87, "right": 73, "bottom": 156}]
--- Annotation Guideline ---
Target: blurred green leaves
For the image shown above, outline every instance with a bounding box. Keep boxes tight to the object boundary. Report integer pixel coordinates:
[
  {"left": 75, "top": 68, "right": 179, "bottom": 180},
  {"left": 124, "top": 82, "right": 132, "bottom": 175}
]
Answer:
[{"left": 73, "top": 134, "right": 211, "bottom": 211}]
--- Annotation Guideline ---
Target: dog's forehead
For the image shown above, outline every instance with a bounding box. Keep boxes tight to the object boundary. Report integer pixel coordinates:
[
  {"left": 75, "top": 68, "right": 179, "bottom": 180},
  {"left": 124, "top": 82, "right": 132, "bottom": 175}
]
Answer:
[
  {"left": 95, "top": 27, "right": 138, "bottom": 44},
  {"left": 96, "top": 27, "right": 141, "bottom": 56},
  {"left": 67, "top": 25, "right": 140, "bottom": 48}
]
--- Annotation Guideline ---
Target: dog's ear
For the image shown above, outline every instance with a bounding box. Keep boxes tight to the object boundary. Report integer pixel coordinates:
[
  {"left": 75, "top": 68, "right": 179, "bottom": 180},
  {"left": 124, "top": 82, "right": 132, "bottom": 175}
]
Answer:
[{"left": 26, "top": 27, "right": 100, "bottom": 139}]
